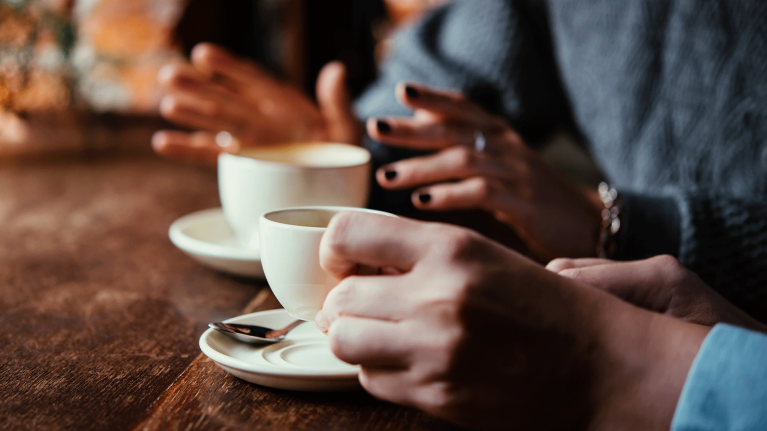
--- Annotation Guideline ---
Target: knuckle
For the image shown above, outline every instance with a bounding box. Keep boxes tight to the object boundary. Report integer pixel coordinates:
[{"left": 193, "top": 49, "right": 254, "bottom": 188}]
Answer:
[
  {"left": 515, "top": 162, "right": 532, "bottom": 179},
  {"left": 159, "top": 96, "right": 178, "bottom": 117},
  {"left": 326, "top": 277, "right": 357, "bottom": 311},
  {"left": 449, "top": 276, "right": 479, "bottom": 315},
  {"left": 438, "top": 226, "right": 481, "bottom": 260},
  {"left": 358, "top": 368, "right": 395, "bottom": 402},
  {"left": 501, "top": 128, "right": 523, "bottom": 146},
  {"left": 327, "top": 318, "right": 356, "bottom": 362},
  {"left": 650, "top": 254, "right": 683, "bottom": 273},
  {"left": 415, "top": 384, "right": 453, "bottom": 416},
  {"left": 473, "top": 177, "right": 495, "bottom": 200},
  {"left": 357, "top": 368, "right": 378, "bottom": 395},
  {"left": 649, "top": 254, "right": 690, "bottom": 286},
  {"left": 191, "top": 43, "right": 217, "bottom": 66},
  {"left": 163, "top": 68, "right": 184, "bottom": 88},
  {"left": 205, "top": 102, "right": 221, "bottom": 117},
  {"left": 451, "top": 146, "right": 476, "bottom": 169},
  {"left": 322, "top": 212, "right": 356, "bottom": 255},
  {"left": 438, "top": 324, "right": 464, "bottom": 355}
]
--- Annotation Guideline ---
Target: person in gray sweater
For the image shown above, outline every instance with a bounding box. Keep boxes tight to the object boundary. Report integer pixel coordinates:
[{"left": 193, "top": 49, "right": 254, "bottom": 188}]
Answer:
[{"left": 153, "top": 0, "right": 767, "bottom": 320}]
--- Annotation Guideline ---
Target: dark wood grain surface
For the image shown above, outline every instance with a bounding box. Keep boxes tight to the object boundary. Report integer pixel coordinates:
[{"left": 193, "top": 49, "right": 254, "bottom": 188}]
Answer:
[
  {"left": 0, "top": 151, "right": 461, "bottom": 431},
  {"left": 137, "top": 290, "right": 459, "bottom": 431}
]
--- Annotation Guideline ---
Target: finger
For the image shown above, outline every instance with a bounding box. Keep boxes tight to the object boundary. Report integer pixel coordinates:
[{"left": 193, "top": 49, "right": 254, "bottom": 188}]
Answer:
[
  {"left": 395, "top": 82, "right": 507, "bottom": 128},
  {"left": 359, "top": 367, "right": 417, "bottom": 407},
  {"left": 320, "top": 212, "right": 432, "bottom": 279},
  {"left": 158, "top": 63, "right": 238, "bottom": 107},
  {"left": 327, "top": 316, "right": 411, "bottom": 367},
  {"left": 322, "top": 275, "right": 411, "bottom": 325},
  {"left": 556, "top": 258, "right": 676, "bottom": 309},
  {"left": 366, "top": 116, "right": 476, "bottom": 150},
  {"left": 316, "top": 61, "right": 359, "bottom": 144},
  {"left": 191, "top": 43, "right": 279, "bottom": 93},
  {"left": 158, "top": 63, "right": 220, "bottom": 93},
  {"left": 158, "top": 63, "right": 206, "bottom": 89},
  {"left": 411, "top": 177, "right": 505, "bottom": 212},
  {"left": 545, "top": 258, "right": 616, "bottom": 273},
  {"left": 151, "top": 130, "right": 231, "bottom": 166},
  {"left": 376, "top": 146, "right": 508, "bottom": 190},
  {"left": 159, "top": 95, "right": 236, "bottom": 133}
]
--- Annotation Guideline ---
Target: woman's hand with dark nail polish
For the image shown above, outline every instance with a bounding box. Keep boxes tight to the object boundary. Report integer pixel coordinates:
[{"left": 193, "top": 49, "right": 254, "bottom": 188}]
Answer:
[
  {"left": 368, "top": 82, "right": 604, "bottom": 261},
  {"left": 377, "top": 120, "right": 392, "bottom": 134}
]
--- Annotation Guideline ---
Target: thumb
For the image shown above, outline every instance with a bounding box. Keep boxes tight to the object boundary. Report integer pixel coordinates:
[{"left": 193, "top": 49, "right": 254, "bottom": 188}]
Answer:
[
  {"left": 558, "top": 260, "right": 672, "bottom": 312},
  {"left": 316, "top": 61, "right": 360, "bottom": 145}
]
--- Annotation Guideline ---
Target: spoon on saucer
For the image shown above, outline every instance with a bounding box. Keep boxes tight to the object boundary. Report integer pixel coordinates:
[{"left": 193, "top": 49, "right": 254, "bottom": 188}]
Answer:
[{"left": 209, "top": 319, "right": 304, "bottom": 345}]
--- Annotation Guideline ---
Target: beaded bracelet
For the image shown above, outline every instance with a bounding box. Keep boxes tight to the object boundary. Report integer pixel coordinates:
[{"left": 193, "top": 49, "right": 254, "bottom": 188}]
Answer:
[{"left": 596, "top": 182, "right": 621, "bottom": 259}]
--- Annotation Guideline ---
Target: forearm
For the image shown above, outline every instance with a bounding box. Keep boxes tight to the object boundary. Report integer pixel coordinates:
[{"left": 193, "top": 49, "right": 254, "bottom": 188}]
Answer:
[{"left": 589, "top": 304, "right": 709, "bottom": 431}]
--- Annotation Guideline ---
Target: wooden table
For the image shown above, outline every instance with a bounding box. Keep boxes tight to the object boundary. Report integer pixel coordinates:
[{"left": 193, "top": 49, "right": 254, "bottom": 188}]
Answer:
[{"left": 0, "top": 150, "right": 462, "bottom": 431}]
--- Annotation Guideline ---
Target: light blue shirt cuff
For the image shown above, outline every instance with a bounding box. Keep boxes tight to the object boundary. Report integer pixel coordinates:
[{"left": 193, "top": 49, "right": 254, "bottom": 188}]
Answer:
[{"left": 672, "top": 323, "right": 767, "bottom": 431}]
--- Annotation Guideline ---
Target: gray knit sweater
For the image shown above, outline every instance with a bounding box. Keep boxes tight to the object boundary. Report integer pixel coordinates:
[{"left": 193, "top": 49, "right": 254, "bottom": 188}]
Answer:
[{"left": 356, "top": 0, "right": 767, "bottom": 320}]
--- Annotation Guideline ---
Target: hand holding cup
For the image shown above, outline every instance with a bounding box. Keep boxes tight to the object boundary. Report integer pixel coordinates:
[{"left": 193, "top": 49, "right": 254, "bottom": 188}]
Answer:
[{"left": 315, "top": 212, "right": 709, "bottom": 430}]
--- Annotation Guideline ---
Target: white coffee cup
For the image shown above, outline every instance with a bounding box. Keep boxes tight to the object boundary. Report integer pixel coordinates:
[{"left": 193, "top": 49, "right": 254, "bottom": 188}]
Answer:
[
  {"left": 259, "top": 206, "right": 394, "bottom": 321},
  {"left": 218, "top": 142, "right": 371, "bottom": 249}
]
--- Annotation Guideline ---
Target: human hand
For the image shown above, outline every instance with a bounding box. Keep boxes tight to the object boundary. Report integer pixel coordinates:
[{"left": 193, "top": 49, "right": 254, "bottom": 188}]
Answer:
[
  {"left": 316, "top": 212, "right": 709, "bottom": 431},
  {"left": 368, "top": 83, "right": 603, "bottom": 261},
  {"left": 547, "top": 255, "right": 767, "bottom": 333},
  {"left": 152, "top": 43, "right": 360, "bottom": 165}
]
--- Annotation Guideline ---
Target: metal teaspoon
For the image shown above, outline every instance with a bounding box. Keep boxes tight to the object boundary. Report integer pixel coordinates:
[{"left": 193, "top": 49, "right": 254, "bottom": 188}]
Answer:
[{"left": 209, "top": 319, "right": 304, "bottom": 345}]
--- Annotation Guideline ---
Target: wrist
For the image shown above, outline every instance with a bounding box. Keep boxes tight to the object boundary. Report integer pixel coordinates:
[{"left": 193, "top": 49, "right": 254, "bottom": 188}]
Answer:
[{"left": 591, "top": 306, "right": 709, "bottom": 430}]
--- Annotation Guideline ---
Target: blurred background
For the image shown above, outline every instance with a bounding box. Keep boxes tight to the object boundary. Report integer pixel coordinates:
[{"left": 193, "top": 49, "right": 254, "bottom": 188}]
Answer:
[
  {"left": 0, "top": 0, "right": 599, "bottom": 184},
  {"left": 0, "top": 0, "right": 452, "bottom": 157}
]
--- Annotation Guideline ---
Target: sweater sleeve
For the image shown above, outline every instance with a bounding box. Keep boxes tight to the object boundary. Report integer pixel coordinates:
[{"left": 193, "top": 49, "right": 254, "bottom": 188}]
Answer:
[
  {"left": 616, "top": 191, "right": 767, "bottom": 321},
  {"left": 355, "top": 0, "right": 573, "bottom": 211},
  {"left": 671, "top": 324, "right": 767, "bottom": 431}
]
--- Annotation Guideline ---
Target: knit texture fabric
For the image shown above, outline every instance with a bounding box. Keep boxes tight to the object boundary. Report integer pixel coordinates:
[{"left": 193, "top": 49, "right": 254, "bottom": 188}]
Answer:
[{"left": 356, "top": 0, "right": 767, "bottom": 319}]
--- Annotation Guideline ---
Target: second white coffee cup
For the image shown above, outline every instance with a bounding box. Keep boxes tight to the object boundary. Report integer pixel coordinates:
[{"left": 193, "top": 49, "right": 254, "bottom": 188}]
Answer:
[
  {"left": 259, "top": 206, "right": 395, "bottom": 321},
  {"left": 219, "top": 142, "right": 371, "bottom": 249}
]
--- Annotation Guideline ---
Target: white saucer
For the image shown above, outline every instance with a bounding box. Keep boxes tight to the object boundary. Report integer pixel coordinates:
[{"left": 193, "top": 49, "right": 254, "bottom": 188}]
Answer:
[
  {"left": 199, "top": 309, "right": 361, "bottom": 391},
  {"left": 169, "top": 207, "right": 264, "bottom": 278}
]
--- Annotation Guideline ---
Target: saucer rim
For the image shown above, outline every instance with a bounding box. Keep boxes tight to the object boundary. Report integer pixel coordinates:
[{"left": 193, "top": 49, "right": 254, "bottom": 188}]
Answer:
[
  {"left": 199, "top": 309, "right": 360, "bottom": 380},
  {"left": 169, "top": 207, "right": 260, "bottom": 261}
]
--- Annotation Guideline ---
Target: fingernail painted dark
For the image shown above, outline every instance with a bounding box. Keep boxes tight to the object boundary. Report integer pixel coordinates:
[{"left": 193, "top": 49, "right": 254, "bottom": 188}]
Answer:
[
  {"left": 384, "top": 170, "right": 397, "bottom": 180},
  {"left": 418, "top": 193, "right": 431, "bottom": 204},
  {"left": 405, "top": 86, "right": 419, "bottom": 98},
  {"left": 377, "top": 120, "right": 391, "bottom": 134}
]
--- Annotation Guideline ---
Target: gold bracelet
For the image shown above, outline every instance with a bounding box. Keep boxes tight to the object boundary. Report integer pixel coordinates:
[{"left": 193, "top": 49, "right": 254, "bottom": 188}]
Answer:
[{"left": 596, "top": 182, "right": 621, "bottom": 258}]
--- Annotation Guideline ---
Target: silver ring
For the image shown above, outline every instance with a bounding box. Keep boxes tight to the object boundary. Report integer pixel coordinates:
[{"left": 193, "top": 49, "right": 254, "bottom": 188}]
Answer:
[{"left": 474, "top": 131, "right": 486, "bottom": 152}]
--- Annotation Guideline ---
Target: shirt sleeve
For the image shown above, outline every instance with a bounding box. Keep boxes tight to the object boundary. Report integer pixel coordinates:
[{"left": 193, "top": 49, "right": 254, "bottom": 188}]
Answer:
[{"left": 671, "top": 323, "right": 767, "bottom": 431}]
